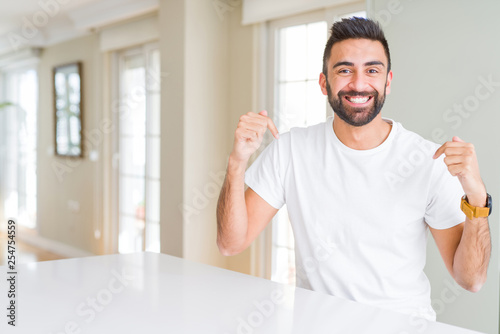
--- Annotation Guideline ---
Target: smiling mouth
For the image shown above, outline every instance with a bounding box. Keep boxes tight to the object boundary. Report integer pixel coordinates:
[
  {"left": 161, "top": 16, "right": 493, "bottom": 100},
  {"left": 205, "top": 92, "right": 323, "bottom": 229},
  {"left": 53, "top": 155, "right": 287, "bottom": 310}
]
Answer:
[{"left": 344, "top": 96, "right": 373, "bottom": 104}]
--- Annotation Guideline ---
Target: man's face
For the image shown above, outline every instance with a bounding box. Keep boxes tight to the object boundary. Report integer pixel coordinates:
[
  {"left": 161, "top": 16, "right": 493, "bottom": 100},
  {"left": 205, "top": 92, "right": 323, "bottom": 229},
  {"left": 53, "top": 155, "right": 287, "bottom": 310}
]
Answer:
[{"left": 319, "top": 38, "right": 393, "bottom": 127}]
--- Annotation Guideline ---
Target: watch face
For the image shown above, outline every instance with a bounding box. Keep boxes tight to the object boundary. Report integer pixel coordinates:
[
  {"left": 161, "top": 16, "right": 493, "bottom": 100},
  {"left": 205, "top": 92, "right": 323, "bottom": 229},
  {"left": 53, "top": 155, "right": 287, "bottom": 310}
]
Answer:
[{"left": 487, "top": 193, "right": 492, "bottom": 215}]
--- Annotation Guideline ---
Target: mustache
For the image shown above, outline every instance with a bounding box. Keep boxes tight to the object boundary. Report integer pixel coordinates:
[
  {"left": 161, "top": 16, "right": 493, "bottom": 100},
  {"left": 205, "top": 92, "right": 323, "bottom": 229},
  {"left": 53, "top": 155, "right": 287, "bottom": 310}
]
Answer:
[{"left": 338, "top": 90, "right": 378, "bottom": 97}]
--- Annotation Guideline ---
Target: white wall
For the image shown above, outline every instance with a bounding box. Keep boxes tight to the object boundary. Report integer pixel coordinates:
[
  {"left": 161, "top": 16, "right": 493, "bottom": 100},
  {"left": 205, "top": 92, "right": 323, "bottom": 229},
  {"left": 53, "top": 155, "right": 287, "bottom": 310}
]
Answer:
[
  {"left": 226, "top": 4, "right": 256, "bottom": 275},
  {"left": 159, "top": 0, "right": 253, "bottom": 269},
  {"left": 35, "top": 15, "right": 160, "bottom": 257},
  {"left": 37, "top": 34, "right": 103, "bottom": 255},
  {"left": 30, "top": 0, "right": 253, "bottom": 271},
  {"left": 368, "top": 0, "right": 500, "bottom": 332},
  {"left": 158, "top": 0, "right": 185, "bottom": 258},
  {"left": 182, "top": 0, "right": 229, "bottom": 267}
]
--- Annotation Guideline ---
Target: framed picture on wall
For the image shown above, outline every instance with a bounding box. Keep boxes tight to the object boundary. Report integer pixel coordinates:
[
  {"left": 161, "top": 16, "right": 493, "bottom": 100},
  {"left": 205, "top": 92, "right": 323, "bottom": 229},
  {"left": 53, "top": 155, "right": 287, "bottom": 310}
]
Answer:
[{"left": 53, "top": 62, "right": 83, "bottom": 157}]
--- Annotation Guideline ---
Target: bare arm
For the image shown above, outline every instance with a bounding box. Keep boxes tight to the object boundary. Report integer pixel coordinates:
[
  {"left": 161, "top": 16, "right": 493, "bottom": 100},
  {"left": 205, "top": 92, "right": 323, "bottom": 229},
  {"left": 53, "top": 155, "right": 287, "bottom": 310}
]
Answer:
[
  {"left": 433, "top": 137, "right": 491, "bottom": 292},
  {"left": 216, "top": 159, "right": 278, "bottom": 255},
  {"left": 216, "top": 156, "right": 248, "bottom": 255},
  {"left": 430, "top": 216, "right": 491, "bottom": 292},
  {"left": 216, "top": 111, "right": 279, "bottom": 256},
  {"left": 452, "top": 215, "right": 491, "bottom": 291}
]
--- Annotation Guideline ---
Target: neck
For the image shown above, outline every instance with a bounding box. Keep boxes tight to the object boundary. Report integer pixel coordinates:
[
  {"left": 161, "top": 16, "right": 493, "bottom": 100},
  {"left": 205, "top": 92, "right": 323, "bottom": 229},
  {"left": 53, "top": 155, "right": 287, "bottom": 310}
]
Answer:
[{"left": 332, "top": 114, "right": 392, "bottom": 150}]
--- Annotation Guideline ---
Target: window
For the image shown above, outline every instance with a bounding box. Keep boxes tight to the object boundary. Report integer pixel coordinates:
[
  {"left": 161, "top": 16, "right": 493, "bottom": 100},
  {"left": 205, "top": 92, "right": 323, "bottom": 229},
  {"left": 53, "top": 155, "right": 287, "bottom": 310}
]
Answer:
[
  {"left": 271, "top": 20, "right": 328, "bottom": 286},
  {"left": 275, "top": 21, "right": 329, "bottom": 132},
  {"left": 0, "top": 68, "right": 38, "bottom": 229},
  {"left": 268, "top": 7, "right": 366, "bottom": 285},
  {"left": 113, "top": 43, "right": 161, "bottom": 253}
]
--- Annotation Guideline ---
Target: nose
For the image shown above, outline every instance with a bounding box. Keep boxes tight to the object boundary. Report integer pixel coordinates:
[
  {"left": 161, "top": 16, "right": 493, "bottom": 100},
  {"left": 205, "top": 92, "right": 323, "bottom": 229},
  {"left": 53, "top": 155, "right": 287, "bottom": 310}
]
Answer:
[{"left": 348, "top": 71, "right": 368, "bottom": 92}]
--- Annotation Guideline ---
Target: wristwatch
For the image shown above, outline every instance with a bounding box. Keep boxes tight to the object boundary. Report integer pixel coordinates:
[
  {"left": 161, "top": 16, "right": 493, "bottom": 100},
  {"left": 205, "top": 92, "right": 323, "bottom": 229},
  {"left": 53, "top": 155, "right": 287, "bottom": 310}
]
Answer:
[{"left": 460, "top": 193, "right": 492, "bottom": 220}]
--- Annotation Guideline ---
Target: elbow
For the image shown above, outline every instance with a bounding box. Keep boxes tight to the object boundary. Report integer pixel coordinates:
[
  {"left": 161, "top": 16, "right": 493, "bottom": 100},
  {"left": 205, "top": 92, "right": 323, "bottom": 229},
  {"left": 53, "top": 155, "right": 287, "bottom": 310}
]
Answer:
[
  {"left": 464, "top": 283, "right": 483, "bottom": 293},
  {"left": 465, "top": 280, "right": 486, "bottom": 293},
  {"left": 216, "top": 238, "right": 244, "bottom": 257},
  {"left": 459, "top": 275, "right": 487, "bottom": 293},
  {"left": 219, "top": 248, "right": 239, "bottom": 257}
]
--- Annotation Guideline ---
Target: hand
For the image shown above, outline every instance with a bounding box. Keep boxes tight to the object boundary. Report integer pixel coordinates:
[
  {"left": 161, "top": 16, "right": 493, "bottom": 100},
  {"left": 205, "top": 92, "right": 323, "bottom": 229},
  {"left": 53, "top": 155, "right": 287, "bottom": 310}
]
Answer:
[
  {"left": 231, "top": 110, "right": 279, "bottom": 163},
  {"left": 433, "top": 136, "right": 486, "bottom": 207}
]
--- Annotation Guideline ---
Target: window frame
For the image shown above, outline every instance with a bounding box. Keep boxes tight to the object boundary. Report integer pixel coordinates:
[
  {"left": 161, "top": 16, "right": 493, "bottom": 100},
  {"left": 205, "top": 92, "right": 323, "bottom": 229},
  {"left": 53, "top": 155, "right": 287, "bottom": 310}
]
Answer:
[{"left": 110, "top": 42, "right": 161, "bottom": 254}]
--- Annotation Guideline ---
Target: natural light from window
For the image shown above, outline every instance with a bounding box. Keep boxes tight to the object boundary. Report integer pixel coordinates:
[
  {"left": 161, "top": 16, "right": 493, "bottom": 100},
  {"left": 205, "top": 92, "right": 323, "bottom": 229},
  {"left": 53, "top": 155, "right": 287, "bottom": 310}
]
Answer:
[
  {"left": 2, "top": 69, "right": 38, "bottom": 229},
  {"left": 271, "top": 11, "right": 366, "bottom": 286}
]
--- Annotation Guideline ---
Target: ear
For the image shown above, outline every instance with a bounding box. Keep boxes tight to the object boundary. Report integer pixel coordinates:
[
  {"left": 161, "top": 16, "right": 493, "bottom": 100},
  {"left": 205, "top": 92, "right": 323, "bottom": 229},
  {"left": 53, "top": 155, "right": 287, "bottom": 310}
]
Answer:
[
  {"left": 319, "top": 72, "right": 328, "bottom": 96},
  {"left": 385, "top": 70, "right": 393, "bottom": 95}
]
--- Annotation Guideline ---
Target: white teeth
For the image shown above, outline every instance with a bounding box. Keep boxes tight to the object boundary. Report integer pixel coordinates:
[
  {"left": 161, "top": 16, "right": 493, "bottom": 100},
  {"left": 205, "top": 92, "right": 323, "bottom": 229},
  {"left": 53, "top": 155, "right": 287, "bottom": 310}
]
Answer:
[{"left": 347, "top": 96, "right": 369, "bottom": 104}]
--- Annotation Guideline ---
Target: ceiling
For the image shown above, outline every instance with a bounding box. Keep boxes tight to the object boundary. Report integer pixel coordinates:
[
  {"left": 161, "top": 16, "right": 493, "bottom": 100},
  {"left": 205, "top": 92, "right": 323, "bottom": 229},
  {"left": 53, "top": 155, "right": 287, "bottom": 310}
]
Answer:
[{"left": 0, "top": 0, "right": 158, "bottom": 55}]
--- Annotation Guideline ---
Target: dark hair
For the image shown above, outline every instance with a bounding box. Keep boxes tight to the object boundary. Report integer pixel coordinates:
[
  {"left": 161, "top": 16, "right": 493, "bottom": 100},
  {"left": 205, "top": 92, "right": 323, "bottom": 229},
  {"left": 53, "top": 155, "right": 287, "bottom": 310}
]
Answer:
[{"left": 322, "top": 17, "right": 391, "bottom": 75}]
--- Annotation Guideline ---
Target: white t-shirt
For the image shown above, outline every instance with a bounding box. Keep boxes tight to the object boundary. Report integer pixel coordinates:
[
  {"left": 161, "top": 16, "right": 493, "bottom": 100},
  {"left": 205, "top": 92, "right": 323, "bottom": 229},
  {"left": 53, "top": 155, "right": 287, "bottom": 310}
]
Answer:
[{"left": 244, "top": 116, "right": 465, "bottom": 321}]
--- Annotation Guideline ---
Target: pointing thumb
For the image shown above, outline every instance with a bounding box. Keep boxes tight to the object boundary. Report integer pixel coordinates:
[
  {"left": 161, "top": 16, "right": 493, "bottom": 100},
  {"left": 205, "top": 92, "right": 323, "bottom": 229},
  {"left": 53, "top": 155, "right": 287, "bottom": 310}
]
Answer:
[
  {"left": 259, "top": 110, "right": 268, "bottom": 117},
  {"left": 452, "top": 136, "right": 464, "bottom": 143}
]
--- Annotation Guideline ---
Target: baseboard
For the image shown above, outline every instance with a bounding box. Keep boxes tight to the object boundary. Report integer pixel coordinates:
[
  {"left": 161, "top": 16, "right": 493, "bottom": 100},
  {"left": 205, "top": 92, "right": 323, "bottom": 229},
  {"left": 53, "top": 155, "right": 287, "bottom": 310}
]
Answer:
[{"left": 18, "top": 232, "right": 95, "bottom": 259}]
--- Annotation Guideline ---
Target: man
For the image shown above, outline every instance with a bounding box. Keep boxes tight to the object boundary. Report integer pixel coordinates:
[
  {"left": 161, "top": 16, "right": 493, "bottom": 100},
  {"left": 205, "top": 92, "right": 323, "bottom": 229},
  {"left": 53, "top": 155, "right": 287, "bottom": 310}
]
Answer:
[{"left": 216, "top": 17, "right": 491, "bottom": 320}]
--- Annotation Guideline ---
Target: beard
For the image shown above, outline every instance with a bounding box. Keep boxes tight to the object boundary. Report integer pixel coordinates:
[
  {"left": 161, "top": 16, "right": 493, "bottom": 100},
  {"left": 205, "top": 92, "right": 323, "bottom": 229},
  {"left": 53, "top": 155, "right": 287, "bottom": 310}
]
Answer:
[{"left": 326, "top": 80, "right": 387, "bottom": 127}]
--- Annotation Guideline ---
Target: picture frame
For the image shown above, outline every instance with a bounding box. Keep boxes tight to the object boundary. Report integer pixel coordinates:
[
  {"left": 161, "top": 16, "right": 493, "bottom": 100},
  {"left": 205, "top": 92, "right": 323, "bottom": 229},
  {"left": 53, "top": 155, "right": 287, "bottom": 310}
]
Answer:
[{"left": 53, "top": 62, "right": 83, "bottom": 157}]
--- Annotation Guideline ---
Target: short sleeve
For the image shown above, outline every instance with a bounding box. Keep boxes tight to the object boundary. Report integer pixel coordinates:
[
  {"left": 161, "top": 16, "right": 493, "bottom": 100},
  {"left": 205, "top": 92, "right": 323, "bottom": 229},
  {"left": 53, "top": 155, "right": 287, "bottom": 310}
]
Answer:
[
  {"left": 425, "top": 156, "right": 465, "bottom": 229},
  {"left": 244, "top": 139, "right": 286, "bottom": 210}
]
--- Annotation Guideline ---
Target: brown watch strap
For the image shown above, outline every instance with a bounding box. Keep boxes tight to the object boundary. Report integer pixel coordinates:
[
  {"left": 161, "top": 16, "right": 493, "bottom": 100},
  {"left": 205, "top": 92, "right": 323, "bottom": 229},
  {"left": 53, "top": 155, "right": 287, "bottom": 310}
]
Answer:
[{"left": 461, "top": 196, "right": 490, "bottom": 219}]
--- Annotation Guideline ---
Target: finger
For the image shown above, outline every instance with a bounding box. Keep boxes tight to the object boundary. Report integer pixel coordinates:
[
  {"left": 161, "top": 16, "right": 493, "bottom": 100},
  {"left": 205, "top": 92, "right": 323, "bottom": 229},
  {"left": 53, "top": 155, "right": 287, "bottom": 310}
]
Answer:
[
  {"left": 433, "top": 143, "right": 447, "bottom": 159},
  {"left": 243, "top": 117, "right": 268, "bottom": 128},
  {"left": 442, "top": 147, "right": 468, "bottom": 157},
  {"left": 239, "top": 122, "right": 265, "bottom": 134},
  {"left": 452, "top": 136, "right": 465, "bottom": 143},
  {"left": 267, "top": 117, "right": 280, "bottom": 139},
  {"left": 256, "top": 110, "right": 279, "bottom": 139},
  {"left": 236, "top": 128, "right": 259, "bottom": 141},
  {"left": 244, "top": 111, "right": 271, "bottom": 127},
  {"left": 447, "top": 163, "right": 465, "bottom": 177},
  {"left": 433, "top": 141, "right": 470, "bottom": 159},
  {"left": 247, "top": 110, "right": 280, "bottom": 139},
  {"left": 259, "top": 110, "right": 280, "bottom": 139},
  {"left": 443, "top": 155, "right": 464, "bottom": 166}
]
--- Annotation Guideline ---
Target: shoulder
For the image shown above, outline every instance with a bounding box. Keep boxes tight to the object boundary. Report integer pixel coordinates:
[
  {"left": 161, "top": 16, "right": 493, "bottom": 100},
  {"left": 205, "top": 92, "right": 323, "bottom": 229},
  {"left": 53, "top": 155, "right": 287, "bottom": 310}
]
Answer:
[
  {"left": 266, "top": 120, "right": 327, "bottom": 160},
  {"left": 390, "top": 120, "right": 453, "bottom": 184},
  {"left": 289, "top": 120, "right": 327, "bottom": 137},
  {"left": 286, "top": 120, "right": 328, "bottom": 147},
  {"left": 391, "top": 120, "right": 440, "bottom": 157}
]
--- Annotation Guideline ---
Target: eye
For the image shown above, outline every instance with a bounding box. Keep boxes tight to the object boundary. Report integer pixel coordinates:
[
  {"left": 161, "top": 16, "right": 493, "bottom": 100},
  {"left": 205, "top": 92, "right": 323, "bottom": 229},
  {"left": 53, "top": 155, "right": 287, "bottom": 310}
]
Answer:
[
  {"left": 338, "top": 69, "right": 351, "bottom": 74},
  {"left": 367, "top": 69, "right": 379, "bottom": 74}
]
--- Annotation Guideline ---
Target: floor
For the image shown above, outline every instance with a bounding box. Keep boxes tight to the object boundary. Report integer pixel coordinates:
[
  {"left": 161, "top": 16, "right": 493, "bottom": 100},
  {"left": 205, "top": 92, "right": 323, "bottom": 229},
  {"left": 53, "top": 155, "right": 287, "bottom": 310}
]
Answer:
[{"left": 0, "top": 232, "right": 66, "bottom": 266}]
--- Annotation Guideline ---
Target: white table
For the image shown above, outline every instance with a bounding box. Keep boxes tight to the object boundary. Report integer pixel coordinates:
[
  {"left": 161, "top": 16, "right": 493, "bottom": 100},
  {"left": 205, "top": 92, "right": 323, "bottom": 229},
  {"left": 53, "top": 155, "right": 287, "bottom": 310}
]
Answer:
[{"left": 0, "top": 252, "right": 483, "bottom": 333}]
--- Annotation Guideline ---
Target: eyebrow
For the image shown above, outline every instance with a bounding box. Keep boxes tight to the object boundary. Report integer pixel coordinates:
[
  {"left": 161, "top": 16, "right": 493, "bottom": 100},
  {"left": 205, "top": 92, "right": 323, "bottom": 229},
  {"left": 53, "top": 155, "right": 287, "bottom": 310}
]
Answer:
[{"left": 332, "top": 61, "right": 385, "bottom": 68}]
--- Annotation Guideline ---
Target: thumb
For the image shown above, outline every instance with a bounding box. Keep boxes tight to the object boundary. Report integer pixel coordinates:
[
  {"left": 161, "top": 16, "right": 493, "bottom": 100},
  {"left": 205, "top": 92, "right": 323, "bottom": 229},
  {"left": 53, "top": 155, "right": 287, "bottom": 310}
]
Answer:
[
  {"left": 452, "top": 136, "right": 464, "bottom": 143},
  {"left": 258, "top": 110, "right": 268, "bottom": 117}
]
